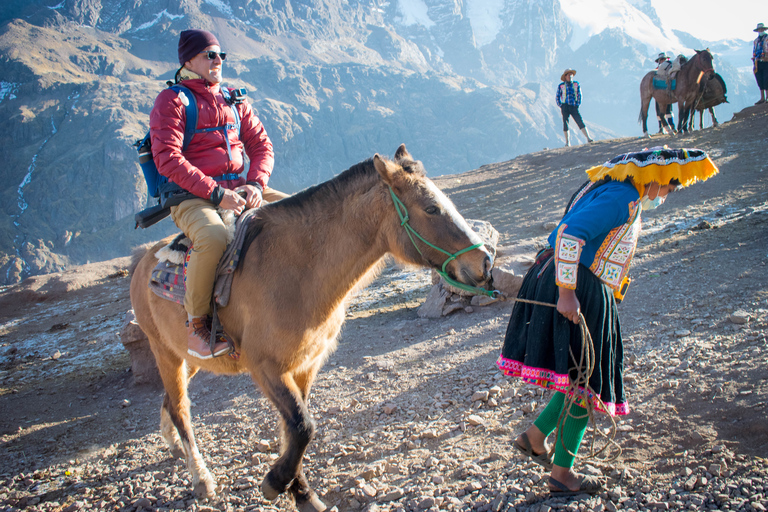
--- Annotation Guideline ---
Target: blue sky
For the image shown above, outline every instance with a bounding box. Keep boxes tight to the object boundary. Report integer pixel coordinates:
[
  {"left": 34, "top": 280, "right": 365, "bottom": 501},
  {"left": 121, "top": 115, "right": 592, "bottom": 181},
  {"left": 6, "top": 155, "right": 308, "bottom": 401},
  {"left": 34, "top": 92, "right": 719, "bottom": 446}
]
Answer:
[{"left": 651, "top": 0, "right": 768, "bottom": 42}]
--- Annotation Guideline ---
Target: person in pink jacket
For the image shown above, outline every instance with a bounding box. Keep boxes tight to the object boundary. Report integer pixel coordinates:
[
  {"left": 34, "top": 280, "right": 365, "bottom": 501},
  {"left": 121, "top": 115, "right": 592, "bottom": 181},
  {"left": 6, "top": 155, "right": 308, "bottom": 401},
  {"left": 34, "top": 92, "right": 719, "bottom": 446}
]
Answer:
[{"left": 150, "top": 29, "right": 287, "bottom": 359}]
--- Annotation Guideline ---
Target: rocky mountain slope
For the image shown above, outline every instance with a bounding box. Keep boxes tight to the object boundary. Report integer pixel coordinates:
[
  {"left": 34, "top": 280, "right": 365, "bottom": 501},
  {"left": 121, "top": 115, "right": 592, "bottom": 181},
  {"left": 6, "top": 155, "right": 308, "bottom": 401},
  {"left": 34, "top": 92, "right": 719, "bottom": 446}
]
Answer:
[
  {"left": 0, "top": 0, "right": 755, "bottom": 286},
  {"left": 0, "top": 104, "right": 766, "bottom": 511}
]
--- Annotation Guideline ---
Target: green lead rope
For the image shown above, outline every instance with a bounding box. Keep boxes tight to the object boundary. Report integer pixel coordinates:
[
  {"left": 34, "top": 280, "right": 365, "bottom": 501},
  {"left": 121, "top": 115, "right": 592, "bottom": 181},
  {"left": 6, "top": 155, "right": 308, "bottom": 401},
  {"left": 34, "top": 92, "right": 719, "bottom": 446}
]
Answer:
[{"left": 388, "top": 186, "right": 499, "bottom": 298}]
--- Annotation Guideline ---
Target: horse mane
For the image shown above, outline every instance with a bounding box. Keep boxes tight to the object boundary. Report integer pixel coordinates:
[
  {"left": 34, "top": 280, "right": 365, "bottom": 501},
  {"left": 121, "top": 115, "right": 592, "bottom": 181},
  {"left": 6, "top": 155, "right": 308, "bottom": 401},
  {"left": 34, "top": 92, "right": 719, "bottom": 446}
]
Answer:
[{"left": 239, "top": 156, "right": 425, "bottom": 265}]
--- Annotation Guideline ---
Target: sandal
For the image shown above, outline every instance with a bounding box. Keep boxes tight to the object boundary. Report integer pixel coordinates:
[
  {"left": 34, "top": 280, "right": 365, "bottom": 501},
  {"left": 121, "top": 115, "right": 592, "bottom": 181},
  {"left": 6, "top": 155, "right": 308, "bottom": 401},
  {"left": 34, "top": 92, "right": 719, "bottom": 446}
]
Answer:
[
  {"left": 513, "top": 432, "right": 553, "bottom": 470},
  {"left": 548, "top": 475, "right": 603, "bottom": 496}
]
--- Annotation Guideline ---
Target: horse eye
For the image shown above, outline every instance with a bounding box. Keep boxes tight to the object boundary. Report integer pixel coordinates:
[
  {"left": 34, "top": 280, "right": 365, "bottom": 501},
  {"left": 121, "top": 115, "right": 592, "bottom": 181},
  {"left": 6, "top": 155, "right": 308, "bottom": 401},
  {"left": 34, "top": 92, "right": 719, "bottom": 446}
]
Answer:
[{"left": 424, "top": 205, "right": 439, "bottom": 215}]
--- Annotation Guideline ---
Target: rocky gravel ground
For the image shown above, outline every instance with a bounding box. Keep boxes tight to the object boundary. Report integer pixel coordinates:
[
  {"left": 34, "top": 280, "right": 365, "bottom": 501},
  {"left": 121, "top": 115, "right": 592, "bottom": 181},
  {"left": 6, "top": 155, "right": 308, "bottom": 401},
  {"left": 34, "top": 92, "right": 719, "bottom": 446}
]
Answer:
[{"left": 0, "top": 105, "right": 767, "bottom": 512}]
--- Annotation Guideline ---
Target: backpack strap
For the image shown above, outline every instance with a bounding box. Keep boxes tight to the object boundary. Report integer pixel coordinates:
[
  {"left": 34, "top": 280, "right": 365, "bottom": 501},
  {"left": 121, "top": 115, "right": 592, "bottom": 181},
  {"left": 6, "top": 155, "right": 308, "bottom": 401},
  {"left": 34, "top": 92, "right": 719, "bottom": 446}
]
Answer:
[{"left": 168, "top": 84, "right": 197, "bottom": 152}]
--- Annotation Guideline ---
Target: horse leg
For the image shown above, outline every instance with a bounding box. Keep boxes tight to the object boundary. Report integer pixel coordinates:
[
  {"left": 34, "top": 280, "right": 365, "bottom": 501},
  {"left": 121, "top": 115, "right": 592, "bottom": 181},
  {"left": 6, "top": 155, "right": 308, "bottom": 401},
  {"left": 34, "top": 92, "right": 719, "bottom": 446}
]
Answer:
[
  {"left": 155, "top": 349, "right": 216, "bottom": 498},
  {"left": 640, "top": 98, "right": 651, "bottom": 137},
  {"left": 285, "top": 365, "right": 326, "bottom": 512},
  {"left": 710, "top": 108, "right": 719, "bottom": 127},
  {"left": 655, "top": 102, "right": 664, "bottom": 134},
  {"left": 253, "top": 364, "right": 318, "bottom": 506},
  {"left": 678, "top": 104, "right": 689, "bottom": 134},
  {"left": 160, "top": 394, "right": 185, "bottom": 459},
  {"left": 160, "top": 363, "right": 200, "bottom": 459}
]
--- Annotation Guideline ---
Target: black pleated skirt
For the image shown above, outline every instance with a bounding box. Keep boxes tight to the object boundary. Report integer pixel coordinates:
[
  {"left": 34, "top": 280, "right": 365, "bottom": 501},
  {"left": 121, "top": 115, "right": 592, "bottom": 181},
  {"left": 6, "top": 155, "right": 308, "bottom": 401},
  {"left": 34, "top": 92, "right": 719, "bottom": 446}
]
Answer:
[{"left": 497, "top": 250, "right": 628, "bottom": 416}]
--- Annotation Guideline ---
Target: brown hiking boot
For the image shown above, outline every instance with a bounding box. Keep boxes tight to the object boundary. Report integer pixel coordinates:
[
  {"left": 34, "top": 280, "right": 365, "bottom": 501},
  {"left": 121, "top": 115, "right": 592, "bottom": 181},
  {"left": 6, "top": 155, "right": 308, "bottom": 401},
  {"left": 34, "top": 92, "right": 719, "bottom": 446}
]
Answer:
[{"left": 186, "top": 317, "right": 231, "bottom": 360}]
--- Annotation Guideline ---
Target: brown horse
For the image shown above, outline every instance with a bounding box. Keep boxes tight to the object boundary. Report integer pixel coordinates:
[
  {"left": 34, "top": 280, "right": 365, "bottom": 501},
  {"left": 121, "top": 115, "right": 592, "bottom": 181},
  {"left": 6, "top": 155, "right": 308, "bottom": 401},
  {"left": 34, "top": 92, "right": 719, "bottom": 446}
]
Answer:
[
  {"left": 688, "top": 72, "right": 727, "bottom": 131},
  {"left": 129, "top": 145, "right": 493, "bottom": 511},
  {"left": 639, "top": 49, "right": 715, "bottom": 136}
]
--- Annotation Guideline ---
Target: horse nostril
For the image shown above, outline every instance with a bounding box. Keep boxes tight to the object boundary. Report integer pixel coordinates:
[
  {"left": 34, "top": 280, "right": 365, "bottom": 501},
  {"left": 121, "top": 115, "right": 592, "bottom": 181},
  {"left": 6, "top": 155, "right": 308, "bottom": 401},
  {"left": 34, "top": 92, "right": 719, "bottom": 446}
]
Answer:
[{"left": 483, "top": 254, "right": 492, "bottom": 279}]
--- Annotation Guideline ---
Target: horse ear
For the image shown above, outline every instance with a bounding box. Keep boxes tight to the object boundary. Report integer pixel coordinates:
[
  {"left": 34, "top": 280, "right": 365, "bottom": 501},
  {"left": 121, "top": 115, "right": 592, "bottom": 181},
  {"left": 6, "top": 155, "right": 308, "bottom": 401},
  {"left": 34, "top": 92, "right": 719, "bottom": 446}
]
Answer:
[
  {"left": 394, "top": 144, "right": 411, "bottom": 164},
  {"left": 373, "top": 154, "right": 401, "bottom": 185}
]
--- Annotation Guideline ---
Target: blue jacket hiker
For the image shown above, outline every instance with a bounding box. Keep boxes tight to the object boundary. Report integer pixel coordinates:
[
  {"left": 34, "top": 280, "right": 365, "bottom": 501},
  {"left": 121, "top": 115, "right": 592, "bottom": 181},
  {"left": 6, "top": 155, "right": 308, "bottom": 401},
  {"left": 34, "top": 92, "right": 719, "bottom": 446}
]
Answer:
[
  {"left": 752, "top": 22, "right": 768, "bottom": 104},
  {"left": 556, "top": 68, "right": 593, "bottom": 147}
]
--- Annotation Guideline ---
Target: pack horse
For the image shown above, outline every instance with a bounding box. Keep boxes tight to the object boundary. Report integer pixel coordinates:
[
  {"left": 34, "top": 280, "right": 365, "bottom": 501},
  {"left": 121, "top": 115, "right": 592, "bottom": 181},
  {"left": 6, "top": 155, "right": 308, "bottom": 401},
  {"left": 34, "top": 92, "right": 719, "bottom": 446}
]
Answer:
[
  {"left": 130, "top": 145, "right": 493, "bottom": 511},
  {"left": 638, "top": 49, "right": 715, "bottom": 136}
]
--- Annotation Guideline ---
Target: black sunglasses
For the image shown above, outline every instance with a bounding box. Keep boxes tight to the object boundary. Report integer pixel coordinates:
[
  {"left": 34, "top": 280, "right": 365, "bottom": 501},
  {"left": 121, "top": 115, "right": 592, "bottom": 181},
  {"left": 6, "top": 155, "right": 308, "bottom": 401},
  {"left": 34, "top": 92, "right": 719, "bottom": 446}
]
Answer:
[{"left": 199, "top": 51, "right": 227, "bottom": 61}]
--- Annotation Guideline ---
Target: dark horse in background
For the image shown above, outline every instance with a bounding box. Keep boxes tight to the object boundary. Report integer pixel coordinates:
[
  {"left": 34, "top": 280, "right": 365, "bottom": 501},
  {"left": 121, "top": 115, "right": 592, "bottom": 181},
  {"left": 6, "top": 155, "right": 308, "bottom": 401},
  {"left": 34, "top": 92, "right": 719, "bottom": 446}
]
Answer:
[
  {"left": 687, "top": 72, "right": 727, "bottom": 131},
  {"left": 639, "top": 49, "right": 715, "bottom": 136},
  {"left": 130, "top": 145, "right": 492, "bottom": 511}
]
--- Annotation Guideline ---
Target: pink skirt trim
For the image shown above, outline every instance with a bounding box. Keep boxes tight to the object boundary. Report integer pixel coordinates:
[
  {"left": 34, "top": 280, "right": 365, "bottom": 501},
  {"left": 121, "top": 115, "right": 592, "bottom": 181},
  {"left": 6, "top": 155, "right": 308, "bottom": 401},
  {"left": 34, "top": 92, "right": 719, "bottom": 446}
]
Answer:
[{"left": 497, "top": 355, "right": 630, "bottom": 416}]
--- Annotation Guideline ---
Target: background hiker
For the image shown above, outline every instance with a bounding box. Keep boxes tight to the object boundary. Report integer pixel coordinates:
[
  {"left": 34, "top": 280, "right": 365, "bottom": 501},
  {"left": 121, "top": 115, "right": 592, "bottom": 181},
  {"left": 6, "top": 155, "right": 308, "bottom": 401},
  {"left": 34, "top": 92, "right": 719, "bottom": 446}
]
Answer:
[
  {"left": 653, "top": 52, "right": 675, "bottom": 133},
  {"left": 753, "top": 23, "right": 768, "bottom": 104},
  {"left": 555, "top": 69, "right": 593, "bottom": 147},
  {"left": 150, "top": 29, "right": 287, "bottom": 360},
  {"left": 497, "top": 148, "right": 718, "bottom": 495}
]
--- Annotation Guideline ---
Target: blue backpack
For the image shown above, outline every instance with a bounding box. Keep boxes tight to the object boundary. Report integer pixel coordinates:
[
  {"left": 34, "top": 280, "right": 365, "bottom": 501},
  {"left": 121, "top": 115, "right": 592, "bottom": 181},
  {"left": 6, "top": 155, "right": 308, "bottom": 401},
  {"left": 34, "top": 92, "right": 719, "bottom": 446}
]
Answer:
[{"left": 133, "top": 84, "right": 245, "bottom": 228}]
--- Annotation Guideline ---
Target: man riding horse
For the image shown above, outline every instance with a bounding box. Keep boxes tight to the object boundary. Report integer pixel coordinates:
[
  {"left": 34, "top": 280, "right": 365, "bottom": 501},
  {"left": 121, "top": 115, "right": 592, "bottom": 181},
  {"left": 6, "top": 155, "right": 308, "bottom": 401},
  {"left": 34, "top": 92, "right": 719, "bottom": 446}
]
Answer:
[{"left": 149, "top": 29, "right": 288, "bottom": 359}]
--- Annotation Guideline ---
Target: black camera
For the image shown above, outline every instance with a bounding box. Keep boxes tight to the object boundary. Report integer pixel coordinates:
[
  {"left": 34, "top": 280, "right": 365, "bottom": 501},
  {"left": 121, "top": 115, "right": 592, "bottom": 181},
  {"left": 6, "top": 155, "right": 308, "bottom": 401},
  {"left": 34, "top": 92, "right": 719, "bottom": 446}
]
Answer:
[{"left": 229, "top": 88, "right": 247, "bottom": 104}]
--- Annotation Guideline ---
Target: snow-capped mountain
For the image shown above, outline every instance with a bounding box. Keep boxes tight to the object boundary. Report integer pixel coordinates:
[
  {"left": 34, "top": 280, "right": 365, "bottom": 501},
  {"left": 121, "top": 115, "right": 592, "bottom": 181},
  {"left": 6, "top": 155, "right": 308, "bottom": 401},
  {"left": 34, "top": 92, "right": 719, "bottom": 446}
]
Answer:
[{"left": 561, "top": 0, "right": 685, "bottom": 52}]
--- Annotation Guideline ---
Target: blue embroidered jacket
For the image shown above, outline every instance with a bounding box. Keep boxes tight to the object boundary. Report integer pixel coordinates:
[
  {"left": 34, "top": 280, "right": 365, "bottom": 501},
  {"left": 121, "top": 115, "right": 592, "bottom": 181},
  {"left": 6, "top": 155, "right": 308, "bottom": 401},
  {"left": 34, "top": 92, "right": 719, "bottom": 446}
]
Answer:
[
  {"left": 547, "top": 180, "right": 641, "bottom": 290},
  {"left": 556, "top": 81, "right": 581, "bottom": 107},
  {"left": 754, "top": 34, "right": 768, "bottom": 61}
]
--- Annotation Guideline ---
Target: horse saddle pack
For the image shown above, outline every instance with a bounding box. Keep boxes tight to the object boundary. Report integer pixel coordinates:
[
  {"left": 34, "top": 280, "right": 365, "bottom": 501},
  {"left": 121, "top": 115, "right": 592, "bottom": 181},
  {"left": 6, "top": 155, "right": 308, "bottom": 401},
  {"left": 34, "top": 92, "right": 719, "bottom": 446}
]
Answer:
[
  {"left": 149, "top": 208, "right": 258, "bottom": 308},
  {"left": 653, "top": 76, "right": 676, "bottom": 91}
]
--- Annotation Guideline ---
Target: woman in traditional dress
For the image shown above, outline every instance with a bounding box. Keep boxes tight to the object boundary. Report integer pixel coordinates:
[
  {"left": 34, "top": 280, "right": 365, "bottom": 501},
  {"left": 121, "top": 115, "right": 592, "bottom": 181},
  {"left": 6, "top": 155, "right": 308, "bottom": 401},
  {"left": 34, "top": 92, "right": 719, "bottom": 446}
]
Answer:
[{"left": 497, "top": 148, "right": 718, "bottom": 495}]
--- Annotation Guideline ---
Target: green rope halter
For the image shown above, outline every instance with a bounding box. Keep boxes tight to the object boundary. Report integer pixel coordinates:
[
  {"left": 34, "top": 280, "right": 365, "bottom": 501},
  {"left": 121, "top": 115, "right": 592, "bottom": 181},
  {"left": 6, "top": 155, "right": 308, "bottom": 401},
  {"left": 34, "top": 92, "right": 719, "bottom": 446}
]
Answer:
[{"left": 388, "top": 186, "right": 498, "bottom": 298}]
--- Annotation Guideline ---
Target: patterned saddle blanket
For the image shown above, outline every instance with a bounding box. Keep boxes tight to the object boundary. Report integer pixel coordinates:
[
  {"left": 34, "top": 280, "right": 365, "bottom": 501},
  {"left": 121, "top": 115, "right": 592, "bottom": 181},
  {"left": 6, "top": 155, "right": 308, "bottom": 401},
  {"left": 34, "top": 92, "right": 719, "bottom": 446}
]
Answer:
[
  {"left": 149, "top": 208, "right": 258, "bottom": 306},
  {"left": 653, "top": 76, "right": 676, "bottom": 91}
]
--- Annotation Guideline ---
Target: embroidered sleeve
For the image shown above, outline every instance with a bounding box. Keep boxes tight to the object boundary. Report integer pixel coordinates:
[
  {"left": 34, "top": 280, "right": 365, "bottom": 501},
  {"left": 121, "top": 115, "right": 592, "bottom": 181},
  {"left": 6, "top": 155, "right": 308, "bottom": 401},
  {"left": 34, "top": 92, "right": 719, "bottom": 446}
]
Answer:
[{"left": 554, "top": 224, "right": 584, "bottom": 289}]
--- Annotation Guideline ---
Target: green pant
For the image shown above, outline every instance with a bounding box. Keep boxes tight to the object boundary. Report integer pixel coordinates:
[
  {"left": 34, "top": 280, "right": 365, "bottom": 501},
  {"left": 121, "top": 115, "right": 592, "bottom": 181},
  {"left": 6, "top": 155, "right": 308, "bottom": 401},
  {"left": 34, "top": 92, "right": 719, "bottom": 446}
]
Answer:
[
  {"left": 170, "top": 187, "right": 287, "bottom": 318},
  {"left": 533, "top": 391, "right": 589, "bottom": 468}
]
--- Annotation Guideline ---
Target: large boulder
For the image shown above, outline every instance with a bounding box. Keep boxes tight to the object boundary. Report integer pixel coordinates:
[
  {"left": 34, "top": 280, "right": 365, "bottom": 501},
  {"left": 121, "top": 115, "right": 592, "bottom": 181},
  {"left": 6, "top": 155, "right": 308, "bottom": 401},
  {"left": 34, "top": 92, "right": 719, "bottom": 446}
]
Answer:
[
  {"left": 120, "top": 309, "right": 160, "bottom": 386},
  {"left": 418, "top": 222, "right": 538, "bottom": 318}
]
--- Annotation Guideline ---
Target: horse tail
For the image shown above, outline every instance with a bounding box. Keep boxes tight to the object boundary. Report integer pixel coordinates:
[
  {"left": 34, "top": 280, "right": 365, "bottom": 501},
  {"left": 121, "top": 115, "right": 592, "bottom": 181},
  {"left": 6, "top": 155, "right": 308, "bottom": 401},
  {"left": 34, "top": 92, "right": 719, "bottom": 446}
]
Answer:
[{"left": 128, "top": 242, "right": 155, "bottom": 276}]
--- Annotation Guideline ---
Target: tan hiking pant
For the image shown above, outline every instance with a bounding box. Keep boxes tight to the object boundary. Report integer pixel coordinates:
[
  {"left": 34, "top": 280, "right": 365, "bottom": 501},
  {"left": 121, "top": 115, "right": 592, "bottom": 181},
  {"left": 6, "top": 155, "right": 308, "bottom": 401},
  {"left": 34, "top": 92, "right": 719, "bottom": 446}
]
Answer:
[{"left": 170, "top": 187, "right": 289, "bottom": 317}]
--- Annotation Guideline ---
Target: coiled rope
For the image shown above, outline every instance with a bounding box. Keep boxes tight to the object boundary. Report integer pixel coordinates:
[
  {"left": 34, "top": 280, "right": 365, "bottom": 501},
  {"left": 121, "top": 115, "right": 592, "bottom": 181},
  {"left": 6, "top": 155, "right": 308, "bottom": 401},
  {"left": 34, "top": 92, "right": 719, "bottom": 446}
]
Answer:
[{"left": 499, "top": 294, "right": 623, "bottom": 463}]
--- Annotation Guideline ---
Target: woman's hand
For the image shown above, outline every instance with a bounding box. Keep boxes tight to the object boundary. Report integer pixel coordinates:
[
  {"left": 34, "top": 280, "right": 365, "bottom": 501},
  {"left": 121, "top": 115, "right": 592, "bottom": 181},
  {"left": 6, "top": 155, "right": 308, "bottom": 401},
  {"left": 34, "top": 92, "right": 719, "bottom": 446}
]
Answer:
[{"left": 557, "top": 286, "right": 581, "bottom": 324}]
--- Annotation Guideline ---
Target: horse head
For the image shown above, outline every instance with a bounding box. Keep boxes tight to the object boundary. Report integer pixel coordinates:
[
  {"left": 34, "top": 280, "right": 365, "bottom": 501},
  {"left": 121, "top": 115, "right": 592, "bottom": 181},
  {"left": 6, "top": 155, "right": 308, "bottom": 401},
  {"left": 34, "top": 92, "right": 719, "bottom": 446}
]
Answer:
[
  {"left": 373, "top": 144, "right": 493, "bottom": 292},
  {"left": 694, "top": 48, "right": 715, "bottom": 77}
]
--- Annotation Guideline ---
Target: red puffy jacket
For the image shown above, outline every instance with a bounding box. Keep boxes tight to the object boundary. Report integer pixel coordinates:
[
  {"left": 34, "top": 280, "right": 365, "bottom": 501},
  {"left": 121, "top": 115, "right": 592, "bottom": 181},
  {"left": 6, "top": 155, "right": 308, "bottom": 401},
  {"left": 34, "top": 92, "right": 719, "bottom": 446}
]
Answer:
[{"left": 149, "top": 79, "right": 274, "bottom": 200}]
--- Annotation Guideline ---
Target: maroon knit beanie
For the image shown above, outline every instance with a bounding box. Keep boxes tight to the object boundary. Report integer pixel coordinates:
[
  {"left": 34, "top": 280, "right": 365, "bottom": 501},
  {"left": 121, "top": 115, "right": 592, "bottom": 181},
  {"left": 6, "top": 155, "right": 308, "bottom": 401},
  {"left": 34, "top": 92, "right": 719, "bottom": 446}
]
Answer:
[{"left": 178, "top": 30, "right": 220, "bottom": 65}]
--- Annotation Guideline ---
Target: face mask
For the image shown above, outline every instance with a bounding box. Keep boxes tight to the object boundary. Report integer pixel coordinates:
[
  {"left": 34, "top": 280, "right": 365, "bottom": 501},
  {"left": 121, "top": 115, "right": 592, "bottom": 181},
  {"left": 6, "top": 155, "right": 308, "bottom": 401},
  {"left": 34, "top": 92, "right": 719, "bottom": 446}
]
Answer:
[
  {"left": 640, "top": 182, "right": 667, "bottom": 210},
  {"left": 640, "top": 195, "right": 664, "bottom": 210}
]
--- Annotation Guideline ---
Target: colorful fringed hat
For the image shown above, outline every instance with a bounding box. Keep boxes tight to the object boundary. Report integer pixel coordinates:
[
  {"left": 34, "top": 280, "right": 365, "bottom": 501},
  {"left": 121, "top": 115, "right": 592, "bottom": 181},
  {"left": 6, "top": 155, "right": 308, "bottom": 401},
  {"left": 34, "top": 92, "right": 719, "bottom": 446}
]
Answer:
[{"left": 585, "top": 147, "right": 719, "bottom": 195}]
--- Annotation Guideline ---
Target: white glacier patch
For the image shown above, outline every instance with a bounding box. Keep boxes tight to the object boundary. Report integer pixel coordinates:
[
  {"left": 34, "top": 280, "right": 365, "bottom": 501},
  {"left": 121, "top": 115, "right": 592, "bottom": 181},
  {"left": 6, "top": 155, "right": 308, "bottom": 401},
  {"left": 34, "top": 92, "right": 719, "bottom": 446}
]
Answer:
[
  {"left": 396, "top": 0, "right": 435, "bottom": 28},
  {"left": 133, "top": 9, "right": 184, "bottom": 32},
  {"left": 467, "top": 0, "right": 504, "bottom": 47}
]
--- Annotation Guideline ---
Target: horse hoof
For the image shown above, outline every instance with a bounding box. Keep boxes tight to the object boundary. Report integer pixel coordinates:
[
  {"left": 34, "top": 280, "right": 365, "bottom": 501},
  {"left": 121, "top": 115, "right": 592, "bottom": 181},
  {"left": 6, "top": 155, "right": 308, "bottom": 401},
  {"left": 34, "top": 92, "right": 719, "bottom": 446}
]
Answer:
[
  {"left": 261, "top": 475, "right": 282, "bottom": 501},
  {"left": 169, "top": 446, "right": 186, "bottom": 460},
  {"left": 194, "top": 477, "right": 217, "bottom": 499},
  {"left": 297, "top": 495, "right": 327, "bottom": 512}
]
